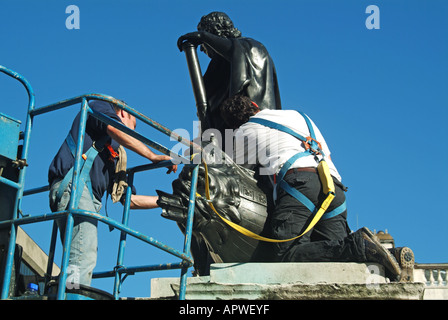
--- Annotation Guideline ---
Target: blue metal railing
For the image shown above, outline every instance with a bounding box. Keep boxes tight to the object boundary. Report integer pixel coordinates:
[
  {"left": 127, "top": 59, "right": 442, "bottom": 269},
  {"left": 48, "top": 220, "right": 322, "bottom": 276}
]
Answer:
[{"left": 0, "top": 65, "right": 200, "bottom": 300}]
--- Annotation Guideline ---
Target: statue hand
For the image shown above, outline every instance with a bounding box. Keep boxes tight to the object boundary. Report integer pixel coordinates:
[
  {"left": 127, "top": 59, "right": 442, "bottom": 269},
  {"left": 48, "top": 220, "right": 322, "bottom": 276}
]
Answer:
[{"left": 177, "top": 32, "right": 204, "bottom": 51}]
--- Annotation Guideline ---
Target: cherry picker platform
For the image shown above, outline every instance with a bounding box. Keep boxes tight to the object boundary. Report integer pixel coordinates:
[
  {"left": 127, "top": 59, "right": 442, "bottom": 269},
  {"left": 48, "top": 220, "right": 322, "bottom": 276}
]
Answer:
[{"left": 0, "top": 65, "right": 200, "bottom": 300}]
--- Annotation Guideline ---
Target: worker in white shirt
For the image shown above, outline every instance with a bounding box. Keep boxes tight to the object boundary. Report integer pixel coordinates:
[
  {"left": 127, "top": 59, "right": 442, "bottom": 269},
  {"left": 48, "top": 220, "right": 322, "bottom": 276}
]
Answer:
[{"left": 219, "top": 95, "right": 401, "bottom": 280}]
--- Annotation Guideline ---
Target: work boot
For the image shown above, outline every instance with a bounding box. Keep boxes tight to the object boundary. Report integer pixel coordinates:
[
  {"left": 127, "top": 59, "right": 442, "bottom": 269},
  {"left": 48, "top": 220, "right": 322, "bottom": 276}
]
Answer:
[
  {"left": 361, "top": 228, "right": 401, "bottom": 280},
  {"left": 389, "top": 247, "right": 415, "bottom": 282}
]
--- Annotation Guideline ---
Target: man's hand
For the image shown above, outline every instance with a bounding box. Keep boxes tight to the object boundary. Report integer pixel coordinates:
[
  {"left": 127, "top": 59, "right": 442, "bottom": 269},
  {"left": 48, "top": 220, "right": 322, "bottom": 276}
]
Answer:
[{"left": 151, "top": 154, "right": 178, "bottom": 174}]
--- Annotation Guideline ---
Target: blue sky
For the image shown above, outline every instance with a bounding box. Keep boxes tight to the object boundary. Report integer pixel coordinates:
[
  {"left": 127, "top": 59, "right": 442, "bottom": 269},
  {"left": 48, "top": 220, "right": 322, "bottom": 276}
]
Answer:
[{"left": 1, "top": 0, "right": 447, "bottom": 298}]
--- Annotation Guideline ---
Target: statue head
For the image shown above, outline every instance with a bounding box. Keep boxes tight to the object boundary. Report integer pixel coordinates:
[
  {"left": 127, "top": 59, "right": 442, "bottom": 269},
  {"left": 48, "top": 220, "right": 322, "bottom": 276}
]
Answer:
[{"left": 197, "top": 12, "right": 242, "bottom": 38}]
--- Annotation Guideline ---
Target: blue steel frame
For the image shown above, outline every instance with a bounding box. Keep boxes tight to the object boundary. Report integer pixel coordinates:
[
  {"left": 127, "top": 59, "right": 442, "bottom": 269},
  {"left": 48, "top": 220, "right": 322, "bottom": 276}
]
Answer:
[{"left": 0, "top": 65, "right": 200, "bottom": 300}]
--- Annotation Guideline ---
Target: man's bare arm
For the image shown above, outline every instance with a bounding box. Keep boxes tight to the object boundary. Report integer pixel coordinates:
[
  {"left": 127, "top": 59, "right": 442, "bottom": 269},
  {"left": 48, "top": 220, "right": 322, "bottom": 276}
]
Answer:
[
  {"left": 127, "top": 195, "right": 159, "bottom": 210},
  {"left": 107, "top": 125, "right": 177, "bottom": 173}
]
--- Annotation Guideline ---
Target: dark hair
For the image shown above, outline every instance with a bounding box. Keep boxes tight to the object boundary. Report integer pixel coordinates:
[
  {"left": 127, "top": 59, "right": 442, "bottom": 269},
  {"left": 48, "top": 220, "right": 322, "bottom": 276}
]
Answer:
[
  {"left": 197, "top": 12, "right": 242, "bottom": 38},
  {"left": 219, "top": 95, "right": 258, "bottom": 129}
]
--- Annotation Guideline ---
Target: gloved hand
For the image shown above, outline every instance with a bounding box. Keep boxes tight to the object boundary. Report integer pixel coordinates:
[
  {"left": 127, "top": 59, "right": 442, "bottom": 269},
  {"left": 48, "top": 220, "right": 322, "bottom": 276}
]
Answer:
[{"left": 177, "top": 31, "right": 204, "bottom": 51}]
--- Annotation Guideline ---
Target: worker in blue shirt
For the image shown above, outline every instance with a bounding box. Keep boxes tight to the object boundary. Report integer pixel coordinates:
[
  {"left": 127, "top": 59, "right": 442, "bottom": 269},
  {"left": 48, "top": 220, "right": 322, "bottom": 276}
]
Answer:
[{"left": 48, "top": 99, "right": 177, "bottom": 287}]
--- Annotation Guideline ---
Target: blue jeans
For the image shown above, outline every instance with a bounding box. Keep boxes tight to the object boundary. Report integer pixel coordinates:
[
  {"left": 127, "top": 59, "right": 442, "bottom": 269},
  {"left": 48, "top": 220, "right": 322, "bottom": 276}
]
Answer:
[{"left": 49, "top": 179, "right": 102, "bottom": 287}]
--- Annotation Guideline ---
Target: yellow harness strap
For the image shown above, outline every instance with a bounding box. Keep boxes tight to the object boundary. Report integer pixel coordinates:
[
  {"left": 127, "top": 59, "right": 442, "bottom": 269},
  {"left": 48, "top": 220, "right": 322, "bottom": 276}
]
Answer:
[{"left": 197, "top": 158, "right": 335, "bottom": 243}]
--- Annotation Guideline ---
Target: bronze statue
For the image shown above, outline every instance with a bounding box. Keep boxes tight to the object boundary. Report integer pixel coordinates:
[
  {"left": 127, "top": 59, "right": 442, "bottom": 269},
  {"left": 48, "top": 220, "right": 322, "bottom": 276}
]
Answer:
[
  {"left": 157, "top": 138, "right": 274, "bottom": 275},
  {"left": 177, "top": 11, "right": 281, "bottom": 138},
  {"left": 157, "top": 12, "right": 283, "bottom": 275}
]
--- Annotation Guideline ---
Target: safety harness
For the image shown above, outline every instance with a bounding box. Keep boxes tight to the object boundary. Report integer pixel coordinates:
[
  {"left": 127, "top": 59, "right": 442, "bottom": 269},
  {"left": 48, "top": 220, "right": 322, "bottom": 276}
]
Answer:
[
  {"left": 248, "top": 111, "right": 346, "bottom": 222},
  {"left": 197, "top": 111, "right": 346, "bottom": 243},
  {"left": 55, "top": 133, "right": 119, "bottom": 209}
]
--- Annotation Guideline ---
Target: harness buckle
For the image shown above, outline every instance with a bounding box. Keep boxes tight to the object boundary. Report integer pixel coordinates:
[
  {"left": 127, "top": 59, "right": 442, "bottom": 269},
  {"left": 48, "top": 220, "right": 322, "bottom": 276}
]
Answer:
[
  {"left": 304, "top": 136, "right": 322, "bottom": 155},
  {"left": 105, "top": 143, "right": 119, "bottom": 161},
  {"left": 92, "top": 140, "right": 105, "bottom": 152}
]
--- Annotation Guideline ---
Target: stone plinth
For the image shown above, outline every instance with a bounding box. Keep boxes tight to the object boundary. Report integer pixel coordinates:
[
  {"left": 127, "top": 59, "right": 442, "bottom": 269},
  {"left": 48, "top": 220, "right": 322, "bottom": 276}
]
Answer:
[{"left": 150, "top": 262, "right": 424, "bottom": 300}]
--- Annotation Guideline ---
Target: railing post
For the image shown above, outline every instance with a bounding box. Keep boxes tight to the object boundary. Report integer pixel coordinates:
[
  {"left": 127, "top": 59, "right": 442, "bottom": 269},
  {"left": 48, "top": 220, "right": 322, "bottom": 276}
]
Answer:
[
  {"left": 179, "top": 164, "right": 199, "bottom": 300},
  {"left": 45, "top": 221, "right": 59, "bottom": 286},
  {"left": 0, "top": 65, "right": 35, "bottom": 299},
  {"left": 0, "top": 224, "right": 17, "bottom": 299},
  {"left": 113, "top": 172, "right": 134, "bottom": 299},
  {"left": 56, "top": 97, "right": 89, "bottom": 300}
]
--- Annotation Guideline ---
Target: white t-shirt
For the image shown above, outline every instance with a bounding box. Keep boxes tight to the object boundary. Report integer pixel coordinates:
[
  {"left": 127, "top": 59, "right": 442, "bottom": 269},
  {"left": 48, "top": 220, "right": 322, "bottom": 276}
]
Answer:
[{"left": 233, "top": 109, "right": 342, "bottom": 182}]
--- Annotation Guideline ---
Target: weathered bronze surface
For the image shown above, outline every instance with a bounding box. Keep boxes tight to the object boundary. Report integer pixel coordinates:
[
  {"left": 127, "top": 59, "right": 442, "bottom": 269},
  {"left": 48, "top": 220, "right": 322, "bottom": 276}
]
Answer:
[{"left": 157, "top": 139, "right": 274, "bottom": 275}]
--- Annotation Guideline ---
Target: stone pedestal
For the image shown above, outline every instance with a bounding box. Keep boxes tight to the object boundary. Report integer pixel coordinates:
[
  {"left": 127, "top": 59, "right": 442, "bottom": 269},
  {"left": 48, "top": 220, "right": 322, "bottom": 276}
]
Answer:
[{"left": 150, "top": 262, "right": 424, "bottom": 300}]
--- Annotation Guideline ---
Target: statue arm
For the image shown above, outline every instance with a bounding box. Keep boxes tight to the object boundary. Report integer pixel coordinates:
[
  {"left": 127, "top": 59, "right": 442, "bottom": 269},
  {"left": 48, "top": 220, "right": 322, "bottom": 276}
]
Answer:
[{"left": 177, "top": 31, "right": 233, "bottom": 60}]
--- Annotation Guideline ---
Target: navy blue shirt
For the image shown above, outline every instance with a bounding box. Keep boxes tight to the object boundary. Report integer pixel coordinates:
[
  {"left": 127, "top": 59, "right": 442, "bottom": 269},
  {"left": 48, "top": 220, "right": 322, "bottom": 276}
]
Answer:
[{"left": 48, "top": 100, "right": 122, "bottom": 201}]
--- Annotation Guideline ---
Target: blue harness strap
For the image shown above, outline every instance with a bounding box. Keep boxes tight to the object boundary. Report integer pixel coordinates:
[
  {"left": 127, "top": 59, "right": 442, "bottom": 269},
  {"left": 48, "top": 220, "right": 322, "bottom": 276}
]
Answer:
[
  {"left": 248, "top": 112, "right": 346, "bottom": 220},
  {"left": 56, "top": 133, "right": 109, "bottom": 209}
]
